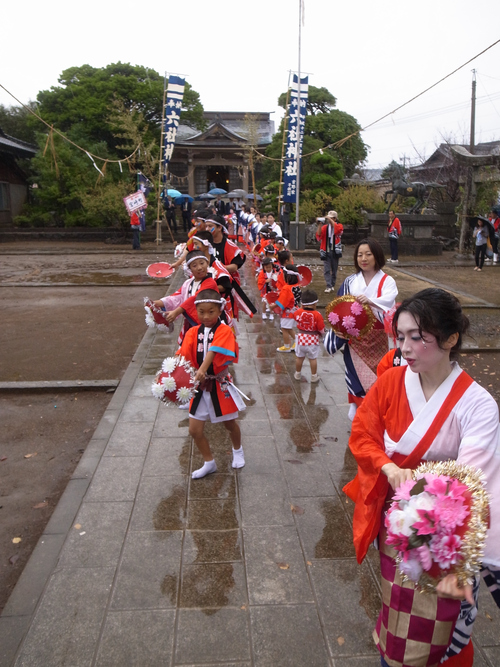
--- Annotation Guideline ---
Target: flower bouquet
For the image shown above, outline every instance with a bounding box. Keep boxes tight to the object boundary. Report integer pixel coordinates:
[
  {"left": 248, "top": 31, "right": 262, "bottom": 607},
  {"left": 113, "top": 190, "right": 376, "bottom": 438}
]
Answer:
[
  {"left": 385, "top": 461, "right": 489, "bottom": 592},
  {"left": 325, "top": 295, "right": 375, "bottom": 340},
  {"left": 151, "top": 356, "right": 198, "bottom": 407},
  {"left": 144, "top": 297, "right": 174, "bottom": 333}
]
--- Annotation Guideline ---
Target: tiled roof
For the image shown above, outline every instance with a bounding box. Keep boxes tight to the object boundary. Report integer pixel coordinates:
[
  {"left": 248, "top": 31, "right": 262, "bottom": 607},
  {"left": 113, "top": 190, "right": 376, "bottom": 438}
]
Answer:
[{"left": 0, "top": 129, "right": 37, "bottom": 157}]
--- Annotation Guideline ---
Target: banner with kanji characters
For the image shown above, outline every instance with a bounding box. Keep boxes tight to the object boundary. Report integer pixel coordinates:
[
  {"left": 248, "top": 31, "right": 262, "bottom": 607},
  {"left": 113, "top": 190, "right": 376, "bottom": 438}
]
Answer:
[
  {"left": 162, "top": 76, "right": 185, "bottom": 170},
  {"left": 123, "top": 191, "right": 148, "bottom": 214},
  {"left": 282, "top": 74, "right": 308, "bottom": 203}
]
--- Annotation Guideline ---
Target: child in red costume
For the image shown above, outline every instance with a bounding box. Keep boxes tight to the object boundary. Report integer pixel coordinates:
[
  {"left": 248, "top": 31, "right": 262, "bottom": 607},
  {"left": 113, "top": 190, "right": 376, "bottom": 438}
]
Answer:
[
  {"left": 178, "top": 288, "right": 246, "bottom": 479},
  {"left": 275, "top": 265, "right": 300, "bottom": 352},
  {"left": 293, "top": 289, "right": 325, "bottom": 383}
]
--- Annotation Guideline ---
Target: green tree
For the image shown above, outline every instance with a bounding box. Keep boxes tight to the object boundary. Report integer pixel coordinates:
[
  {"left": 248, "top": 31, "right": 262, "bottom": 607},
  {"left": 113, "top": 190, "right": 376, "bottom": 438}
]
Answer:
[
  {"left": 34, "top": 63, "right": 205, "bottom": 151},
  {"left": 262, "top": 84, "right": 367, "bottom": 198},
  {"left": 0, "top": 102, "right": 38, "bottom": 144},
  {"left": 334, "top": 185, "right": 386, "bottom": 227}
]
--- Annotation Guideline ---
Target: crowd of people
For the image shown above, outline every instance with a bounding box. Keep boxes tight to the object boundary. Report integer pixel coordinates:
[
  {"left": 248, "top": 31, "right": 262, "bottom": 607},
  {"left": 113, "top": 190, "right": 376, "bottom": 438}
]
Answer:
[{"left": 148, "top": 203, "right": 500, "bottom": 667}]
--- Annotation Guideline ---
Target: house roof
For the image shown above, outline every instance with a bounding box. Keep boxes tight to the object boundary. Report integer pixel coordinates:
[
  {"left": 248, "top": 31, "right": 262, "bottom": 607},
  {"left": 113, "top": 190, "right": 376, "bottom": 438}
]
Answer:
[
  {"left": 412, "top": 141, "right": 500, "bottom": 171},
  {"left": 0, "top": 128, "right": 37, "bottom": 158},
  {"left": 176, "top": 111, "right": 274, "bottom": 147}
]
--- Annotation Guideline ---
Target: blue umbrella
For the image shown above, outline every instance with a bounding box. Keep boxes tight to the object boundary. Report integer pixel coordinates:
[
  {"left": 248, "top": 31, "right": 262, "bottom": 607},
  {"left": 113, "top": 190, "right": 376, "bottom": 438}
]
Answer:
[
  {"left": 247, "top": 193, "right": 263, "bottom": 201},
  {"left": 174, "top": 194, "right": 194, "bottom": 205},
  {"left": 167, "top": 188, "right": 182, "bottom": 198},
  {"left": 195, "top": 193, "right": 213, "bottom": 201},
  {"left": 208, "top": 188, "right": 227, "bottom": 196}
]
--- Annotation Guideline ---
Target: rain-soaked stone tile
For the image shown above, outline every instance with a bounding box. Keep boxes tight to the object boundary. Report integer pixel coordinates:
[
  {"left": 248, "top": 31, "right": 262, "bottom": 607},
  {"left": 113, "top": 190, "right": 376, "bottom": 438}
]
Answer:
[
  {"left": 245, "top": 323, "right": 265, "bottom": 333},
  {"left": 104, "top": 421, "right": 153, "bottom": 457},
  {"left": 322, "top": 439, "right": 358, "bottom": 473},
  {"left": 129, "top": 475, "right": 187, "bottom": 531},
  {"left": 244, "top": 526, "right": 313, "bottom": 605},
  {"left": 259, "top": 374, "right": 295, "bottom": 394},
  {"left": 142, "top": 436, "right": 191, "bottom": 476},
  {"left": 85, "top": 457, "right": 143, "bottom": 502},
  {"left": 239, "top": 437, "right": 281, "bottom": 474},
  {"left": 179, "top": 562, "right": 247, "bottom": 609},
  {"left": 152, "top": 406, "right": 191, "bottom": 437},
  {"left": 111, "top": 531, "right": 182, "bottom": 610},
  {"left": 249, "top": 604, "right": 329, "bottom": 666},
  {"left": 188, "top": 474, "right": 236, "bottom": 500},
  {"left": 255, "top": 357, "right": 288, "bottom": 375},
  {"left": 309, "top": 559, "right": 381, "bottom": 658},
  {"left": 182, "top": 530, "right": 242, "bottom": 564},
  {"left": 291, "top": 496, "right": 355, "bottom": 560},
  {"left": 175, "top": 608, "right": 250, "bottom": 663},
  {"left": 295, "top": 382, "right": 336, "bottom": 406},
  {"left": 15, "top": 567, "right": 115, "bottom": 667},
  {"left": 247, "top": 331, "right": 277, "bottom": 345},
  {"left": 187, "top": 498, "right": 240, "bottom": 530},
  {"left": 270, "top": 419, "right": 318, "bottom": 454},
  {"left": 254, "top": 343, "right": 282, "bottom": 359},
  {"left": 230, "top": 365, "right": 259, "bottom": 384},
  {"left": 95, "top": 609, "right": 175, "bottom": 667},
  {"left": 483, "top": 648, "right": 500, "bottom": 666},
  {"left": 119, "top": 395, "right": 159, "bottom": 422},
  {"left": 331, "top": 657, "right": 386, "bottom": 666},
  {"left": 58, "top": 501, "right": 133, "bottom": 568},
  {"left": 282, "top": 454, "right": 335, "bottom": 497},
  {"left": 473, "top": 580, "right": 500, "bottom": 645},
  {"left": 263, "top": 394, "right": 307, "bottom": 419},
  {"left": 303, "top": 407, "right": 351, "bottom": 440},
  {"left": 238, "top": 474, "right": 294, "bottom": 527},
  {"left": 190, "top": 445, "right": 233, "bottom": 474}
]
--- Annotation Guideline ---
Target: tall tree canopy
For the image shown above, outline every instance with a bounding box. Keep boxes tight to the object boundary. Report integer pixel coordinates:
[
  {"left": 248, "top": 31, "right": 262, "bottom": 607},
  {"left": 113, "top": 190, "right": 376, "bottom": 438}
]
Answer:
[
  {"left": 262, "top": 85, "right": 367, "bottom": 198},
  {"left": 14, "top": 63, "right": 205, "bottom": 227}
]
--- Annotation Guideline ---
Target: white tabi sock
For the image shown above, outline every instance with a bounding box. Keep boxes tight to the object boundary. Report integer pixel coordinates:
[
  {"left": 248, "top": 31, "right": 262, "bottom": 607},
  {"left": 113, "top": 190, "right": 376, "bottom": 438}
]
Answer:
[
  {"left": 192, "top": 460, "right": 217, "bottom": 479},
  {"left": 232, "top": 447, "right": 245, "bottom": 469}
]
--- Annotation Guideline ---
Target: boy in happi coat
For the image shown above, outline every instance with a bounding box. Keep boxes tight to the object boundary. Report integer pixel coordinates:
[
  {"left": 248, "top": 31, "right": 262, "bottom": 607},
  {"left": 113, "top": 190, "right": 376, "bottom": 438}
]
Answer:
[
  {"left": 257, "top": 257, "right": 284, "bottom": 320},
  {"left": 275, "top": 265, "right": 300, "bottom": 352},
  {"left": 178, "top": 289, "right": 246, "bottom": 478}
]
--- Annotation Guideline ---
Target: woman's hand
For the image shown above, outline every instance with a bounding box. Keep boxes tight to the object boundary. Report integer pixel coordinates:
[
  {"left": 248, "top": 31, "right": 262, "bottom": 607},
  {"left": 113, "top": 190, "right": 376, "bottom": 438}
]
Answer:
[
  {"left": 381, "top": 462, "right": 413, "bottom": 490},
  {"left": 152, "top": 300, "right": 164, "bottom": 309},
  {"left": 436, "top": 574, "right": 475, "bottom": 606},
  {"left": 356, "top": 294, "right": 370, "bottom": 305}
]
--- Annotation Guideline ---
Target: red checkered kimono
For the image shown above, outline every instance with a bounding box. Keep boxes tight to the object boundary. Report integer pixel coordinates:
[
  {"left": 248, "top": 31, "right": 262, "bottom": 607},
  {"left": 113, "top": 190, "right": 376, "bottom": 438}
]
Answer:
[
  {"left": 345, "top": 364, "right": 500, "bottom": 667},
  {"left": 178, "top": 321, "right": 242, "bottom": 418},
  {"left": 293, "top": 308, "right": 325, "bottom": 346}
]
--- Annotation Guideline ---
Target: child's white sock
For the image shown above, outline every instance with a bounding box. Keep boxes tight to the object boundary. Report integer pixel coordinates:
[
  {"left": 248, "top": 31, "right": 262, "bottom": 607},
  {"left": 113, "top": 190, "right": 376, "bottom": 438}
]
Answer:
[
  {"left": 232, "top": 447, "right": 245, "bottom": 469},
  {"left": 192, "top": 460, "right": 217, "bottom": 479}
]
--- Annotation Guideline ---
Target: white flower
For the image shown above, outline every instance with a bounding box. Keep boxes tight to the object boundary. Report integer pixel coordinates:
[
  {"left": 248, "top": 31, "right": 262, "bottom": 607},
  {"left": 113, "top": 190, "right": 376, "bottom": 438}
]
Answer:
[
  {"left": 411, "top": 491, "right": 435, "bottom": 513},
  {"left": 151, "top": 382, "right": 165, "bottom": 399},
  {"left": 177, "top": 387, "right": 192, "bottom": 403},
  {"left": 387, "top": 508, "right": 415, "bottom": 537},
  {"left": 162, "top": 357, "right": 177, "bottom": 373},
  {"left": 161, "top": 376, "right": 177, "bottom": 392},
  {"left": 399, "top": 557, "right": 423, "bottom": 582},
  {"left": 157, "top": 323, "right": 169, "bottom": 333},
  {"left": 145, "top": 309, "right": 156, "bottom": 328}
]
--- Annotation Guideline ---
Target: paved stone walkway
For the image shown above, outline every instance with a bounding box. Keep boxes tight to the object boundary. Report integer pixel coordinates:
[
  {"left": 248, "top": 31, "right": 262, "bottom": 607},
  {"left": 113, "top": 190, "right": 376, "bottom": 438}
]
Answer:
[{"left": 1, "top": 261, "right": 500, "bottom": 666}]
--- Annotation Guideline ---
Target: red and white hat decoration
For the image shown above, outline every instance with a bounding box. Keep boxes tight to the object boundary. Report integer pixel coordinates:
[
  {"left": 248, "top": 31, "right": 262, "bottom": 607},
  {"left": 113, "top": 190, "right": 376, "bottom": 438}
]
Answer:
[
  {"left": 151, "top": 356, "right": 198, "bottom": 406},
  {"left": 146, "top": 262, "right": 175, "bottom": 279},
  {"left": 144, "top": 297, "right": 174, "bottom": 333}
]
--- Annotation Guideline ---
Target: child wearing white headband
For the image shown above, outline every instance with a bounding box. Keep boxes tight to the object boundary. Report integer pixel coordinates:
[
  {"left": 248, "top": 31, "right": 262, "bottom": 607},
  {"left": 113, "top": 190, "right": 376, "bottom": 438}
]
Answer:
[
  {"left": 292, "top": 289, "right": 325, "bottom": 383},
  {"left": 177, "top": 288, "right": 246, "bottom": 478}
]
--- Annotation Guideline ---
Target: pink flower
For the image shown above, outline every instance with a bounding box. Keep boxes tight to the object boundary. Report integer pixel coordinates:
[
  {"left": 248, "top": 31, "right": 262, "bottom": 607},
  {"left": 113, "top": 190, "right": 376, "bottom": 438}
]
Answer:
[
  {"left": 433, "top": 496, "right": 469, "bottom": 530},
  {"left": 350, "top": 301, "right": 363, "bottom": 316},
  {"left": 430, "top": 533, "right": 462, "bottom": 569},
  {"left": 328, "top": 312, "right": 339, "bottom": 325},
  {"left": 393, "top": 479, "right": 415, "bottom": 501},
  {"left": 423, "top": 473, "right": 450, "bottom": 497},
  {"left": 385, "top": 530, "right": 409, "bottom": 551},
  {"left": 342, "top": 315, "right": 356, "bottom": 329},
  {"left": 413, "top": 509, "right": 437, "bottom": 535},
  {"left": 345, "top": 327, "right": 360, "bottom": 337},
  {"left": 416, "top": 544, "right": 433, "bottom": 571}
]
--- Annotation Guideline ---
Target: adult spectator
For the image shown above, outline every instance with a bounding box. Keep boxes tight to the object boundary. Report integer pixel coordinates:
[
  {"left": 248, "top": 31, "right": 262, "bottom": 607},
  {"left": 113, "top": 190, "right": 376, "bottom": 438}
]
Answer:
[
  {"left": 181, "top": 198, "right": 192, "bottom": 233},
  {"left": 387, "top": 210, "right": 402, "bottom": 263},
  {"left": 267, "top": 213, "right": 282, "bottom": 236},
  {"left": 130, "top": 210, "right": 141, "bottom": 250},
  {"left": 164, "top": 196, "right": 177, "bottom": 233},
  {"left": 214, "top": 195, "right": 226, "bottom": 216},
  {"left": 316, "top": 211, "right": 343, "bottom": 293}
]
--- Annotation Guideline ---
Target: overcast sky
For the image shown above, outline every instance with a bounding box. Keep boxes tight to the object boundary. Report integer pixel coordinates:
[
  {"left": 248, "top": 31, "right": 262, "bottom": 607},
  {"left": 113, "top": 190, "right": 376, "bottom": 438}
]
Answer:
[{"left": 2, "top": 0, "right": 499, "bottom": 168}]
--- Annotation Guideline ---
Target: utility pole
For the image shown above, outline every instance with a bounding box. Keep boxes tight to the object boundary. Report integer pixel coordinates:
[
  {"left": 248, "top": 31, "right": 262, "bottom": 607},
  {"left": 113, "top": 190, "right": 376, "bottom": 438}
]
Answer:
[{"left": 459, "top": 70, "right": 477, "bottom": 255}]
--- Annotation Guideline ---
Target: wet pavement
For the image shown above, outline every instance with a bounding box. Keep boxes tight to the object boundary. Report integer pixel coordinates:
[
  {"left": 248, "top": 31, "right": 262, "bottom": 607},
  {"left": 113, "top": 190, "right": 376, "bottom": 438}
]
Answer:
[{"left": 2, "top": 259, "right": 500, "bottom": 667}]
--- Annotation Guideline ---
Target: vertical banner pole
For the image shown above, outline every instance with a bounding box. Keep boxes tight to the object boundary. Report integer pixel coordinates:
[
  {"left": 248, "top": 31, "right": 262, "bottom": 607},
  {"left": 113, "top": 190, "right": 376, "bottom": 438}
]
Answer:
[
  {"left": 295, "top": 0, "right": 302, "bottom": 226},
  {"left": 278, "top": 72, "right": 292, "bottom": 226},
  {"left": 156, "top": 74, "right": 168, "bottom": 245}
]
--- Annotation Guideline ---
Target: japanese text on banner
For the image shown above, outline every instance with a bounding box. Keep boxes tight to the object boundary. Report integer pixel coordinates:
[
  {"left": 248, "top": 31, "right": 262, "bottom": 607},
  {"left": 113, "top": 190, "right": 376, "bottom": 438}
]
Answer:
[{"left": 283, "top": 74, "right": 308, "bottom": 203}]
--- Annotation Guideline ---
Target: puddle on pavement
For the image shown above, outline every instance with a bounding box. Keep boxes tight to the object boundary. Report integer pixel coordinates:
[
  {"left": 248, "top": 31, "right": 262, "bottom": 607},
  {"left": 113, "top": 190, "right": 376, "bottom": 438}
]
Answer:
[
  {"left": 153, "top": 485, "right": 186, "bottom": 530},
  {"left": 314, "top": 498, "right": 355, "bottom": 559},
  {"left": 35, "top": 272, "right": 172, "bottom": 286},
  {"left": 179, "top": 563, "right": 236, "bottom": 614}
]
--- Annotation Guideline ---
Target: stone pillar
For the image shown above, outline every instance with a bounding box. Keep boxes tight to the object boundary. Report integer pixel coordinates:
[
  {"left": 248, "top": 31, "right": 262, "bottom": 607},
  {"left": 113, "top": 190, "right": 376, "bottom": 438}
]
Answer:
[{"left": 289, "top": 221, "right": 306, "bottom": 251}]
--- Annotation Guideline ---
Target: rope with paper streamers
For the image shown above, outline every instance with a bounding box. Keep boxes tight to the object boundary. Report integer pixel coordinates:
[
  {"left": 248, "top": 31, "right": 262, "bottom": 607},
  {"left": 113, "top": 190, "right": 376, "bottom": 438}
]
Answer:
[
  {"left": 253, "top": 37, "right": 500, "bottom": 163},
  {"left": 0, "top": 82, "right": 140, "bottom": 177}
]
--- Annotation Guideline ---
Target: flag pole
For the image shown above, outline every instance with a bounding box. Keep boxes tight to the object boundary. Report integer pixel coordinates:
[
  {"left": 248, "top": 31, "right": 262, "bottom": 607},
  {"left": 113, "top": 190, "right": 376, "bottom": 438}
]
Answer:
[
  {"left": 278, "top": 71, "right": 291, "bottom": 226},
  {"left": 155, "top": 74, "right": 167, "bottom": 245},
  {"left": 295, "top": 0, "right": 302, "bottom": 226}
]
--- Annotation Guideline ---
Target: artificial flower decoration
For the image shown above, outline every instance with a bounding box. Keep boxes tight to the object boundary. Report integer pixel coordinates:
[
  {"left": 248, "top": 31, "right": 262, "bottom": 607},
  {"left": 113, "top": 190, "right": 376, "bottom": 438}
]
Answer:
[
  {"left": 151, "top": 356, "right": 198, "bottom": 407},
  {"left": 325, "top": 295, "right": 375, "bottom": 340}
]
